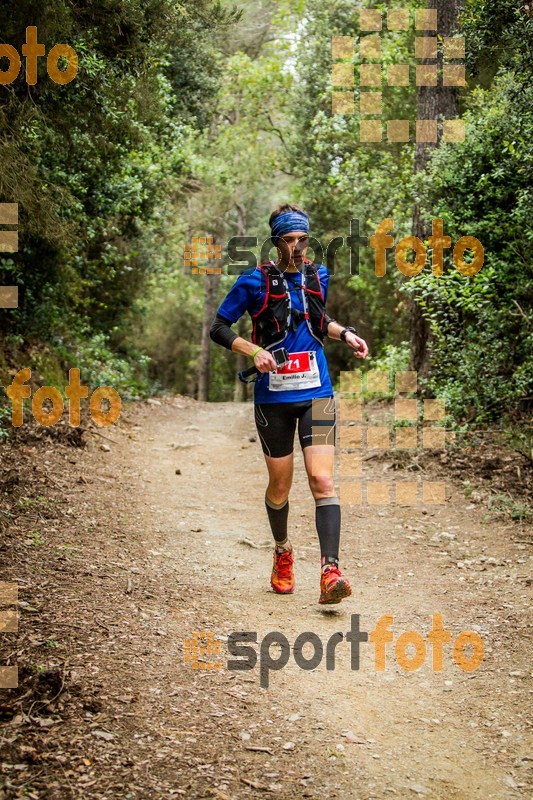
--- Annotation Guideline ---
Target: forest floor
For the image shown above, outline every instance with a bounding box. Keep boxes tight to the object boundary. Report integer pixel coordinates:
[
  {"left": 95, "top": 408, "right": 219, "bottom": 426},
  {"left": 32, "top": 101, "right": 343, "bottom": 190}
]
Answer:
[{"left": 0, "top": 395, "right": 531, "bottom": 800}]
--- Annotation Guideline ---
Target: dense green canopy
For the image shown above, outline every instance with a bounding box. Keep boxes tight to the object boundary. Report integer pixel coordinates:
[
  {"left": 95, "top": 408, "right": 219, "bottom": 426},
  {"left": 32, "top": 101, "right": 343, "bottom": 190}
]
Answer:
[{"left": 0, "top": 0, "right": 531, "bottom": 436}]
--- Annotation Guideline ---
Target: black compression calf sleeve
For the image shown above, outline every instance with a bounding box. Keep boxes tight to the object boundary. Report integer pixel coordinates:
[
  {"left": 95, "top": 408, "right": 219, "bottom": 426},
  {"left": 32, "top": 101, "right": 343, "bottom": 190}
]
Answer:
[
  {"left": 265, "top": 492, "right": 289, "bottom": 543},
  {"left": 315, "top": 496, "right": 340, "bottom": 566}
]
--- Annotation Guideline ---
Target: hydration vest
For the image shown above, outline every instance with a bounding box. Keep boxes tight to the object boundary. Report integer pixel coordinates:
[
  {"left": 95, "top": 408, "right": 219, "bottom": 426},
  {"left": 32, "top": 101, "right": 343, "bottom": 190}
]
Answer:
[{"left": 250, "top": 259, "right": 329, "bottom": 350}]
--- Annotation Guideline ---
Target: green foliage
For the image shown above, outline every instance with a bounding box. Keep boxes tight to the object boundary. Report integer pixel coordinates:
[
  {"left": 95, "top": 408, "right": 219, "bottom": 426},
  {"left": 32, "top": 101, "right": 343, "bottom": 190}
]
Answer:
[
  {"left": 367, "top": 342, "right": 410, "bottom": 377},
  {"left": 280, "top": 0, "right": 420, "bottom": 379},
  {"left": 487, "top": 494, "right": 531, "bottom": 523},
  {"left": 280, "top": 0, "right": 532, "bottom": 429},
  {"left": 462, "top": 0, "right": 533, "bottom": 85},
  {"left": 27, "top": 531, "right": 44, "bottom": 547},
  {"left": 0, "top": 406, "right": 11, "bottom": 440},
  {"left": 0, "top": 0, "right": 530, "bottom": 430},
  {"left": 404, "top": 71, "right": 533, "bottom": 422},
  {"left": 0, "top": 0, "right": 242, "bottom": 388},
  {"left": 57, "top": 332, "right": 151, "bottom": 398},
  {"left": 138, "top": 271, "right": 204, "bottom": 395},
  {"left": 362, "top": 343, "right": 411, "bottom": 403}
]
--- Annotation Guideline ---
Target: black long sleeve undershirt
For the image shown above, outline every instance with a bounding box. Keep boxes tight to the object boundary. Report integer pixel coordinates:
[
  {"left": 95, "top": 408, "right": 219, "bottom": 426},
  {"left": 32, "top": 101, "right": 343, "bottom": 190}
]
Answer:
[
  {"left": 209, "top": 314, "right": 238, "bottom": 351},
  {"left": 210, "top": 312, "right": 338, "bottom": 351}
]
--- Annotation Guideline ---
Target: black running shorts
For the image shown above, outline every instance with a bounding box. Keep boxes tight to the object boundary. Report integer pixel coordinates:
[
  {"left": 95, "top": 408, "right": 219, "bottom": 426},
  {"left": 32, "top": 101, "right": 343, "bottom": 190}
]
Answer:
[{"left": 254, "top": 397, "right": 336, "bottom": 458}]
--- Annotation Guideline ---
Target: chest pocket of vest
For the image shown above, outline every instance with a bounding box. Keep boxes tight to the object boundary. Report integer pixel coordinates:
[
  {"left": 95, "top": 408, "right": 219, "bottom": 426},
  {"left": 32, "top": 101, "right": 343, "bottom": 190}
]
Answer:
[
  {"left": 251, "top": 263, "right": 328, "bottom": 347},
  {"left": 252, "top": 274, "right": 289, "bottom": 346},
  {"left": 303, "top": 274, "right": 327, "bottom": 338}
]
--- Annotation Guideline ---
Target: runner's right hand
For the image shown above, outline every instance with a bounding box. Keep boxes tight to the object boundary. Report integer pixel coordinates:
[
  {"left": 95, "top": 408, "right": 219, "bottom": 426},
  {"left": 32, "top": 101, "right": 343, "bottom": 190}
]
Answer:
[{"left": 254, "top": 349, "right": 278, "bottom": 373}]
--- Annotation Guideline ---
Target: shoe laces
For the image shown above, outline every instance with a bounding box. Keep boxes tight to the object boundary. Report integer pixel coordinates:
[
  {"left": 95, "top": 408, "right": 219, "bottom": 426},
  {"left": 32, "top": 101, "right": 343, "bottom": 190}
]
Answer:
[
  {"left": 322, "top": 565, "right": 341, "bottom": 581},
  {"left": 275, "top": 549, "right": 293, "bottom": 577}
]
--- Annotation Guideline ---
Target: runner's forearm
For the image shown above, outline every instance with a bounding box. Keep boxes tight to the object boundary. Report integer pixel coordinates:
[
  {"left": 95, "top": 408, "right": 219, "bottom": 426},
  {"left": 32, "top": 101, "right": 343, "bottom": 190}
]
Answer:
[
  {"left": 326, "top": 320, "right": 349, "bottom": 340},
  {"left": 210, "top": 315, "right": 265, "bottom": 358},
  {"left": 231, "top": 337, "right": 263, "bottom": 357}
]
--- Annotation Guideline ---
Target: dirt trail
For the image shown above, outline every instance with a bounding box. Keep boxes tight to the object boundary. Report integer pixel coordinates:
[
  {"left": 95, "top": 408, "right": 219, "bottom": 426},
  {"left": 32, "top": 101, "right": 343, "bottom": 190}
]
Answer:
[{"left": 1, "top": 396, "right": 531, "bottom": 799}]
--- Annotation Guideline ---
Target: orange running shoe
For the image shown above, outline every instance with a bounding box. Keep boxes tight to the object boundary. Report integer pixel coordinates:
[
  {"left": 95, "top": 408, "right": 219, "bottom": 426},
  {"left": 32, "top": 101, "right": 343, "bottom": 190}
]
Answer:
[
  {"left": 271, "top": 547, "right": 295, "bottom": 594},
  {"left": 319, "top": 565, "right": 352, "bottom": 604}
]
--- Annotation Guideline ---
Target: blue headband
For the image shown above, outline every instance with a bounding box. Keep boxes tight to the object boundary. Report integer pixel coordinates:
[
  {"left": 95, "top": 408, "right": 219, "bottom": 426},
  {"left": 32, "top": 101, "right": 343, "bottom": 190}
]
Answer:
[{"left": 270, "top": 210, "right": 310, "bottom": 240}]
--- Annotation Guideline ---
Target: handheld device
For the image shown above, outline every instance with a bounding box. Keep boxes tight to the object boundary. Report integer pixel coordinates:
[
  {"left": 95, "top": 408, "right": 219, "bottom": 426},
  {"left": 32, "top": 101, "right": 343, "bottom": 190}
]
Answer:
[
  {"left": 273, "top": 347, "right": 290, "bottom": 367},
  {"left": 238, "top": 347, "right": 289, "bottom": 383}
]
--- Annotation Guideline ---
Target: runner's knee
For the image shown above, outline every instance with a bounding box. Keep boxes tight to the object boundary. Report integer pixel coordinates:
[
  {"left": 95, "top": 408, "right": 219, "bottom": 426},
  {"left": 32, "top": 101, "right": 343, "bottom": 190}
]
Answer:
[
  {"left": 308, "top": 474, "right": 335, "bottom": 498},
  {"left": 267, "top": 479, "right": 291, "bottom": 505}
]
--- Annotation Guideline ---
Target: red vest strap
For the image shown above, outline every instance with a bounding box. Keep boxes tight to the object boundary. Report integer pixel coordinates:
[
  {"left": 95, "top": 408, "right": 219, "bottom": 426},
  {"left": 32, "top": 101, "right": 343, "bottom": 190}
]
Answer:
[{"left": 251, "top": 264, "right": 271, "bottom": 318}]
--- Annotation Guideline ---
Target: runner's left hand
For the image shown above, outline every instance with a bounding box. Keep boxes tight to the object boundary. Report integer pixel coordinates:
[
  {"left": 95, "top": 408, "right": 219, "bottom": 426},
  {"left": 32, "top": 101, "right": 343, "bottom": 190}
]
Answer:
[{"left": 345, "top": 332, "right": 368, "bottom": 359}]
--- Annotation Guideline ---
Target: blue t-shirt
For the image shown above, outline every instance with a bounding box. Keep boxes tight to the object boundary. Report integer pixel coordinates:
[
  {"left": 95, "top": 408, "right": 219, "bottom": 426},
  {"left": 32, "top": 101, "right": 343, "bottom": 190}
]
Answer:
[{"left": 217, "top": 262, "right": 334, "bottom": 404}]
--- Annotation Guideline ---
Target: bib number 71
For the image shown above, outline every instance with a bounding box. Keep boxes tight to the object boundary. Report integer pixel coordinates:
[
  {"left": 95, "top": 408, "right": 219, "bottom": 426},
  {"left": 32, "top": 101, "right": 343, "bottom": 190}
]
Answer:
[{"left": 277, "top": 351, "right": 311, "bottom": 374}]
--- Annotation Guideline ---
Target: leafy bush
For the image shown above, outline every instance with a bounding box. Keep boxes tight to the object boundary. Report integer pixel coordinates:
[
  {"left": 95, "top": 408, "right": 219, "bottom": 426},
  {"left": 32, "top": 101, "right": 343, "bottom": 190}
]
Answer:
[{"left": 404, "top": 73, "right": 533, "bottom": 423}]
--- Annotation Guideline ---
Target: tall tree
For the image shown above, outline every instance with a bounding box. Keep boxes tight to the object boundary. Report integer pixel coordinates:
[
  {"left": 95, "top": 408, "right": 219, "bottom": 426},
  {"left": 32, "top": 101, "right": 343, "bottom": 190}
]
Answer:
[
  {"left": 410, "top": 0, "right": 462, "bottom": 376},
  {"left": 177, "top": 8, "right": 294, "bottom": 400},
  {"left": 198, "top": 267, "right": 223, "bottom": 401}
]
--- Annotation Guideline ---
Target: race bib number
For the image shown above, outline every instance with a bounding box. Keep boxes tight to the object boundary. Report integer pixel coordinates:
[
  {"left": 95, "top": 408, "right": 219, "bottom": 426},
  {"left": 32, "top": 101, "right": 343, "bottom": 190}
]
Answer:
[{"left": 268, "top": 351, "right": 321, "bottom": 392}]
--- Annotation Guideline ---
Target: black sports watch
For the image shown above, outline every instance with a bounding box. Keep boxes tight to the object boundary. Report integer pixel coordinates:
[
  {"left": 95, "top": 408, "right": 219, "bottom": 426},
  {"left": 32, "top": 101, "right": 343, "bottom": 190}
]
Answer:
[{"left": 340, "top": 326, "right": 357, "bottom": 342}]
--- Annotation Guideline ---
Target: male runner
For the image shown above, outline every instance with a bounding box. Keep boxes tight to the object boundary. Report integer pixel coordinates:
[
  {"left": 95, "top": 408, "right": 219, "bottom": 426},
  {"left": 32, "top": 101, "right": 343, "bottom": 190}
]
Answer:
[{"left": 210, "top": 204, "right": 368, "bottom": 603}]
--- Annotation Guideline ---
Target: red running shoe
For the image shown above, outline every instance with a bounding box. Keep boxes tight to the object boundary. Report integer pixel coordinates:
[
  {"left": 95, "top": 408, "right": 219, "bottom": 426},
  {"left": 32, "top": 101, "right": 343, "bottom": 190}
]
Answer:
[
  {"left": 271, "top": 547, "right": 294, "bottom": 594},
  {"left": 319, "top": 565, "right": 352, "bottom": 604}
]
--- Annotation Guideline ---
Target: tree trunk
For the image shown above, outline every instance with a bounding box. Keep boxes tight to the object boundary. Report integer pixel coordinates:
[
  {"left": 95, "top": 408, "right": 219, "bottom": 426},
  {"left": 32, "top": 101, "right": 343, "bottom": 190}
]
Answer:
[
  {"left": 410, "top": 0, "right": 461, "bottom": 377},
  {"left": 198, "top": 262, "right": 222, "bottom": 401},
  {"left": 233, "top": 201, "right": 249, "bottom": 402}
]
